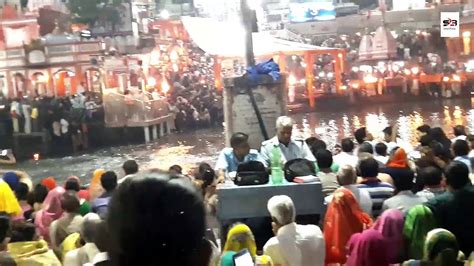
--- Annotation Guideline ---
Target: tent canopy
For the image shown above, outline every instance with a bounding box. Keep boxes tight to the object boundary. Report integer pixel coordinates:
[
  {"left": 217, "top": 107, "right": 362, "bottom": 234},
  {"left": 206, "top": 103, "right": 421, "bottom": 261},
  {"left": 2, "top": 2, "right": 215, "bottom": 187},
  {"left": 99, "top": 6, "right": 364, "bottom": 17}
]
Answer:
[{"left": 181, "top": 16, "right": 338, "bottom": 58}]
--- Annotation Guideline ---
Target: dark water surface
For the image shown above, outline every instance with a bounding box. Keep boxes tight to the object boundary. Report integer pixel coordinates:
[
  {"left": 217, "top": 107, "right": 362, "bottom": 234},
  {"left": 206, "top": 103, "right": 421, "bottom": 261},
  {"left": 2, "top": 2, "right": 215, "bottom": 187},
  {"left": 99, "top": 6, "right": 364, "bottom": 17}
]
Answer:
[{"left": 12, "top": 99, "right": 474, "bottom": 184}]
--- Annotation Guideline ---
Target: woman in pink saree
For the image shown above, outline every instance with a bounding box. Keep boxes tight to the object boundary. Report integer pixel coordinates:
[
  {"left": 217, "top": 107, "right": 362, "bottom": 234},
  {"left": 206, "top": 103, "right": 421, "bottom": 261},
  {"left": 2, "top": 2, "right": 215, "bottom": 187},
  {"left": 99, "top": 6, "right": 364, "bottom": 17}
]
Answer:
[{"left": 34, "top": 186, "right": 66, "bottom": 242}]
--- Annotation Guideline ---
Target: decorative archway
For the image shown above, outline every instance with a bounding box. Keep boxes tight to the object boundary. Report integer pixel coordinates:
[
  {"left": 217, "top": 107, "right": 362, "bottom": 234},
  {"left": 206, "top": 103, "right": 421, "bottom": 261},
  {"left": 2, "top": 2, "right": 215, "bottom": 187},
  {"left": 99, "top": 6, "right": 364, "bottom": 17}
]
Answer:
[
  {"left": 12, "top": 73, "right": 26, "bottom": 98},
  {"left": 31, "top": 72, "right": 49, "bottom": 96},
  {"left": 53, "top": 69, "right": 76, "bottom": 96},
  {"left": 84, "top": 67, "right": 102, "bottom": 94}
]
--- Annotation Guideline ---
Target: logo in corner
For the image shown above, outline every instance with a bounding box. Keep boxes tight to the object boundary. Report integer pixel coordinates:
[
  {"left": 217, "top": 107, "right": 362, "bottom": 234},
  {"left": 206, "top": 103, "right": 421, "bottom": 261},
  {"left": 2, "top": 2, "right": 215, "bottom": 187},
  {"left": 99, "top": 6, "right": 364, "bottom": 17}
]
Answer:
[{"left": 441, "top": 12, "right": 460, "bottom": 38}]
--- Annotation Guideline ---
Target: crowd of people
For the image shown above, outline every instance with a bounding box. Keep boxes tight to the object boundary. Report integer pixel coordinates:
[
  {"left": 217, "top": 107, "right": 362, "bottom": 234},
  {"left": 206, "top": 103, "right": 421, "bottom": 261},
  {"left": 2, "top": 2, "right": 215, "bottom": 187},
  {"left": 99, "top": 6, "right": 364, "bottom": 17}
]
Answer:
[{"left": 1, "top": 115, "right": 474, "bottom": 265}]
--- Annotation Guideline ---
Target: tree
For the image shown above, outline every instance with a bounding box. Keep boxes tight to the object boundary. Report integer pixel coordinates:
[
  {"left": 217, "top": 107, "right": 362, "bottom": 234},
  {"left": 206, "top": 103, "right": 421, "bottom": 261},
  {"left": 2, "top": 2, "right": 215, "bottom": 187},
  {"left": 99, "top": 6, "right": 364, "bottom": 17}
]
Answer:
[
  {"left": 98, "top": 6, "right": 121, "bottom": 32},
  {"left": 20, "top": 0, "right": 28, "bottom": 9},
  {"left": 68, "top": 0, "right": 100, "bottom": 26}
]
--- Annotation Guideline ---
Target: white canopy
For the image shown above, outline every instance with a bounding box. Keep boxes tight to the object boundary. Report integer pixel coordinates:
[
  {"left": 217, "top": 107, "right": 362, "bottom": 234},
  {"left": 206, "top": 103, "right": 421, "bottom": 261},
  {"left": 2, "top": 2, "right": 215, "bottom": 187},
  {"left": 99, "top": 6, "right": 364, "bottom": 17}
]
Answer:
[{"left": 181, "top": 16, "right": 336, "bottom": 58}]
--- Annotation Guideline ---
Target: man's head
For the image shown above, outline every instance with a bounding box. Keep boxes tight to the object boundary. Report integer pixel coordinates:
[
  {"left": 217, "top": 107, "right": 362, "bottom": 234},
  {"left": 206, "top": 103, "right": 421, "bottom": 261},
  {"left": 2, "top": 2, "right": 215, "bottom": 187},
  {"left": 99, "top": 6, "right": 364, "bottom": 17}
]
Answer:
[
  {"left": 10, "top": 222, "right": 36, "bottom": 243},
  {"left": 230, "top": 132, "right": 250, "bottom": 159},
  {"left": 453, "top": 125, "right": 467, "bottom": 137},
  {"left": 276, "top": 116, "right": 294, "bottom": 145},
  {"left": 452, "top": 139, "right": 470, "bottom": 157},
  {"left": 467, "top": 135, "right": 474, "bottom": 150},
  {"left": 169, "top": 165, "right": 183, "bottom": 175},
  {"left": 315, "top": 149, "right": 333, "bottom": 169},
  {"left": 61, "top": 191, "right": 80, "bottom": 214},
  {"left": 341, "top": 138, "right": 354, "bottom": 153},
  {"left": 267, "top": 195, "right": 295, "bottom": 233},
  {"left": 15, "top": 183, "right": 29, "bottom": 201},
  {"left": 358, "top": 157, "right": 379, "bottom": 178},
  {"left": 81, "top": 213, "right": 101, "bottom": 243},
  {"left": 101, "top": 171, "right": 118, "bottom": 193},
  {"left": 393, "top": 170, "right": 415, "bottom": 192},
  {"left": 358, "top": 142, "right": 374, "bottom": 155},
  {"left": 107, "top": 173, "right": 207, "bottom": 266},
  {"left": 418, "top": 166, "right": 442, "bottom": 188},
  {"left": 65, "top": 179, "right": 80, "bottom": 192},
  {"left": 382, "top": 126, "right": 393, "bottom": 142},
  {"left": 375, "top": 142, "right": 388, "bottom": 157},
  {"left": 445, "top": 161, "right": 471, "bottom": 191},
  {"left": 337, "top": 165, "right": 357, "bottom": 186},
  {"left": 354, "top": 127, "right": 373, "bottom": 144},
  {"left": 123, "top": 160, "right": 139, "bottom": 176}
]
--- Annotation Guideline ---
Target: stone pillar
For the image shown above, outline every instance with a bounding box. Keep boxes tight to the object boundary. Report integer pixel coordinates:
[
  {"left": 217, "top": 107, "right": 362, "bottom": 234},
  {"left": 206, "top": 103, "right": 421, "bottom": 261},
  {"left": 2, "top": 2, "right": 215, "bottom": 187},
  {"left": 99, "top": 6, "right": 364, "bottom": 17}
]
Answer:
[
  {"left": 160, "top": 123, "right": 166, "bottom": 137},
  {"left": 152, "top": 125, "right": 158, "bottom": 140},
  {"left": 144, "top": 126, "right": 150, "bottom": 143},
  {"left": 22, "top": 104, "right": 31, "bottom": 134},
  {"left": 223, "top": 75, "right": 287, "bottom": 149}
]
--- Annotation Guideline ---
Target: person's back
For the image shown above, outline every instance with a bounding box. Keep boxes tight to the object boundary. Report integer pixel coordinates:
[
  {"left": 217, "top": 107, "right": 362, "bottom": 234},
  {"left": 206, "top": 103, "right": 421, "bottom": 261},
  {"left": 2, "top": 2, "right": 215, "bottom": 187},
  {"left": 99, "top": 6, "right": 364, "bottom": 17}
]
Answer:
[
  {"left": 264, "top": 195, "right": 325, "bottom": 266},
  {"left": 92, "top": 171, "right": 117, "bottom": 219},
  {"left": 357, "top": 158, "right": 394, "bottom": 216},
  {"left": 264, "top": 223, "right": 324, "bottom": 266},
  {"left": 427, "top": 162, "right": 474, "bottom": 255},
  {"left": 315, "top": 150, "right": 339, "bottom": 196},
  {"left": 50, "top": 192, "right": 84, "bottom": 249},
  {"left": 333, "top": 138, "right": 358, "bottom": 168}
]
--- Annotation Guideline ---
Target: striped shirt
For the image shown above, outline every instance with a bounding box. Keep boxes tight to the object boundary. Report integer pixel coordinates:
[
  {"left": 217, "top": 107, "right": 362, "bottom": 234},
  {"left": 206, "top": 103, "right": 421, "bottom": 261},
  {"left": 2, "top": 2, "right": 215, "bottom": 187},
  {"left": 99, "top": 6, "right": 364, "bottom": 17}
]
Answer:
[{"left": 357, "top": 179, "right": 394, "bottom": 217}]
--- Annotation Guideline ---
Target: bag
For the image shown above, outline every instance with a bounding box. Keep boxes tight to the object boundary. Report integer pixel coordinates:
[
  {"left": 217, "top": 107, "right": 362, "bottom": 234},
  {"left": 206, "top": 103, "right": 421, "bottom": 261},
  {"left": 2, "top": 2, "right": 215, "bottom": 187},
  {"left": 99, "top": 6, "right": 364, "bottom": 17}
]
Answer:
[
  {"left": 284, "top": 158, "right": 316, "bottom": 182},
  {"left": 234, "top": 161, "right": 269, "bottom": 186}
]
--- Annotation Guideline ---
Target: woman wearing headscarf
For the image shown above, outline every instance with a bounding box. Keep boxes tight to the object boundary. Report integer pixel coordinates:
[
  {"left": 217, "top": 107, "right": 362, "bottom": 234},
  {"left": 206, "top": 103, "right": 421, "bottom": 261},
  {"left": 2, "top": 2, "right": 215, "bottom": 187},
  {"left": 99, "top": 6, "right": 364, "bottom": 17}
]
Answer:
[
  {"left": 88, "top": 169, "right": 105, "bottom": 202},
  {"left": 41, "top": 177, "right": 57, "bottom": 191},
  {"left": 381, "top": 148, "right": 416, "bottom": 185},
  {"left": 323, "top": 187, "right": 373, "bottom": 264},
  {"left": 34, "top": 186, "right": 66, "bottom": 242},
  {"left": 223, "top": 223, "right": 257, "bottom": 260},
  {"left": 373, "top": 209, "right": 405, "bottom": 263},
  {"left": 403, "top": 205, "right": 437, "bottom": 260},
  {"left": 346, "top": 229, "right": 390, "bottom": 266},
  {"left": 403, "top": 229, "right": 465, "bottom": 266}
]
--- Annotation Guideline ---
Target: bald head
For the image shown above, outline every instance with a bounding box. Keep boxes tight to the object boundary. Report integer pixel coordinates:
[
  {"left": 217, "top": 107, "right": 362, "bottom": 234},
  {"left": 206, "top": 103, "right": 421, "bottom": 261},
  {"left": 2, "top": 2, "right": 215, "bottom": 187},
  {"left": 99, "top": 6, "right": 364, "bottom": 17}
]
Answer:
[{"left": 337, "top": 165, "right": 357, "bottom": 186}]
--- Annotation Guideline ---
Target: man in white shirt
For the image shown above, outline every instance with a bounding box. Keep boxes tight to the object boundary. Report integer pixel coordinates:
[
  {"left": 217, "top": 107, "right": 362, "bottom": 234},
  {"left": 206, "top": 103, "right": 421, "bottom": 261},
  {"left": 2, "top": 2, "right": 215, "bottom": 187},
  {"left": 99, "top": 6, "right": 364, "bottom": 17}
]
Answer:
[
  {"left": 374, "top": 142, "right": 389, "bottom": 165},
  {"left": 260, "top": 116, "right": 315, "bottom": 167},
  {"left": 382, "top": 170, "right": 427, "bottom": 214},
  {"left": 117, "top": 160, "right": 139, "bottom": 185},
  {"left": 453, "top": 139, "right": 473, "bottom": 173},
  {"left": 452, "top": 125, "right": 467, "bottom": 142},
  {"left": 333, "top": 138, "right": 358, "bottom": 168},
  {"left": 264, "top": 195, "right": 325, "bottom": 266},
  {"left": 325, "top": 165, "right": 373, "bottom": 216}
]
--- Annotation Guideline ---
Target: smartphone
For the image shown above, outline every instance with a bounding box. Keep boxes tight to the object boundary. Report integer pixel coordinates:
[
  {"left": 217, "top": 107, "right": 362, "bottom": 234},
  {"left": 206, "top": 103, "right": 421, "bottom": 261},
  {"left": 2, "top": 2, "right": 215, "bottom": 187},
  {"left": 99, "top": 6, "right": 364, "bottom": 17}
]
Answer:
[
  {"left": 233, "top": 249, "right": 254, "bottom": 266},
  {"left": 0, "top": 150, "right": 7, "bottom": 156}
]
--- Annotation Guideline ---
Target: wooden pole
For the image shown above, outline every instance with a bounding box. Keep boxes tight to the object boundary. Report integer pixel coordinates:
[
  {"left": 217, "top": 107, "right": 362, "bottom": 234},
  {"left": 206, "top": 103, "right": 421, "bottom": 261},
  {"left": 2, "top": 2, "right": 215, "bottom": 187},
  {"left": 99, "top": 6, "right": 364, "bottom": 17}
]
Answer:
[
  {"left": 304, "top": 52, "right": 315, "bottom": 108},
  {"left": 240, "top": 0, "right": 255, "bottom": 67}
]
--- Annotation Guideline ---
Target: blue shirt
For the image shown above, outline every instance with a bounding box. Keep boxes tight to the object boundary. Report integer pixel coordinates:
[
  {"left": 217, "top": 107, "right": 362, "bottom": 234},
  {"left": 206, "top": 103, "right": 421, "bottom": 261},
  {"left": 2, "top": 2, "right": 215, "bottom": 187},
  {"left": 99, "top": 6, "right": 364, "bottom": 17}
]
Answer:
[{"left": 215, "top": 148, "right": 264, "bottom": 173}]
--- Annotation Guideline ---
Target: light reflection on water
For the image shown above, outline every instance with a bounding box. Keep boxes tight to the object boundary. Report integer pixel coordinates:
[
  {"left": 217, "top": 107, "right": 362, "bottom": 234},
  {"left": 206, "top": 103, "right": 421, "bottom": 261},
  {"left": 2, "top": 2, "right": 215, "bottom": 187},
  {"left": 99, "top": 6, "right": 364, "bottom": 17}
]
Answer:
[{"left": 12, "top": 99, "right": 474, "bottom": 184}]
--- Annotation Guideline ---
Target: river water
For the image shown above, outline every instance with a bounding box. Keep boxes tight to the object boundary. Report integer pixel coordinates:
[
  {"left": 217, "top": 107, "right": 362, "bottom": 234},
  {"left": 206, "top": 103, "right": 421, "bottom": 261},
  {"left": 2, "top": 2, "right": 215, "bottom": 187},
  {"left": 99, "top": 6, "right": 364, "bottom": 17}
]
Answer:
[{"left": 12, "top": 98, "right": 474, "bottom": 184}]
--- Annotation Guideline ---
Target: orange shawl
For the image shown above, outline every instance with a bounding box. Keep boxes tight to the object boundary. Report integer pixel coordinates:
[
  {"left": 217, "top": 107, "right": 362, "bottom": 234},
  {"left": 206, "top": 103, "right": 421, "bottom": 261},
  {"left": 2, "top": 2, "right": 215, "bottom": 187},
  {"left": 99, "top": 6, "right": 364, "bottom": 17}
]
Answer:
[
  {"left": 387, "top": 148, "right": 408, "bottom": 168},
  {"left": 324, "top": 188, "right": 373, "bottom": 264},
  {"left": 88, "top": 169, "right": 105, "bottom": 201}
]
